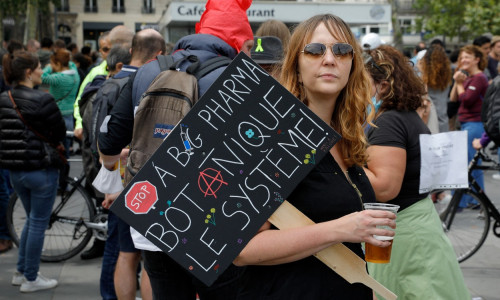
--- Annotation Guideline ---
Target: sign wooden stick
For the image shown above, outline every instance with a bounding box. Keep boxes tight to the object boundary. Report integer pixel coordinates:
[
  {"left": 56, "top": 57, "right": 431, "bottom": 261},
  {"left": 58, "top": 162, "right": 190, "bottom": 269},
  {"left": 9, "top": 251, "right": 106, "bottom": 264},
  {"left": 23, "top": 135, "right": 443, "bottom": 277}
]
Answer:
[{"left": 269, "top": 200, "right": 397, "bottom": 300}]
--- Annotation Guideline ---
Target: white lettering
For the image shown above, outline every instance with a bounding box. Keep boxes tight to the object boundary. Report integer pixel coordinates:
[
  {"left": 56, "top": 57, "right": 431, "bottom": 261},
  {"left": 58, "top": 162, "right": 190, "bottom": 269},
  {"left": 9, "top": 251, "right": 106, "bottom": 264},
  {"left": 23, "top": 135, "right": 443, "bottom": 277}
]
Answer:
[
  {"left": 145, "top": 223, "right": 178, "bottom": 252},
  {"left": 199, "top": 227, "right": 227, "bottom": 255},
  {"left": 164, "top": 207, "right": 191, "bottom": 233},
  {"left": 167, "top": 146, "right": 190, "bottom": 167},
  {"left": 221, "top": 201, "right": 251, "bottom": 231}
]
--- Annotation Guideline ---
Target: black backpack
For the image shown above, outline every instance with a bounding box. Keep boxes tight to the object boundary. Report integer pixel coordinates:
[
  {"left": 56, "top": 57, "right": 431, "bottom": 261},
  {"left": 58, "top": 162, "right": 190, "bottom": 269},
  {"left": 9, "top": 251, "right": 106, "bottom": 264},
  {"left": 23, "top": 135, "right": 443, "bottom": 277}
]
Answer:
[
  {"left": 481, "top": 77, "right": 500, "bottom": 146},
  {"left": 90, "top": 76, "right": 130, "bottom": 160},
  {"left": 124, "top": 55, "right": 231, "bottom": 185}
]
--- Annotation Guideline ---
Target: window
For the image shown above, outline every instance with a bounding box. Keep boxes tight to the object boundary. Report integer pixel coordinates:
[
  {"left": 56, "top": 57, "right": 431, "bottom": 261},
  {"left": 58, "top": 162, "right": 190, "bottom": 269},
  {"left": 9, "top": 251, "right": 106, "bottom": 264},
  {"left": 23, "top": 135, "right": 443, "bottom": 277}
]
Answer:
[
  {"left": 113, "top": 0, "right": 126, "bottom": 13},
  {"left": 399, "top": 18, "right": 413, "bottom": 35},
  {"left": 142, "top": 0, "right": 155, "bottom": 14},
  {"left": 57, "top": 0, "right": 69, "bottom": 12},
  {"left": 85, "top": 0, "right": 97, "bottom": 13}
]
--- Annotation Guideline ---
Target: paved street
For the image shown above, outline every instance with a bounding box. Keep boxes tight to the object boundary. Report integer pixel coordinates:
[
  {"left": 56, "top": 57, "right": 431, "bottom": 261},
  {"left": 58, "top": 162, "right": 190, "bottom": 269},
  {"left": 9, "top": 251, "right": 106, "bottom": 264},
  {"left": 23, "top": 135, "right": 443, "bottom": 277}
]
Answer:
[
  {"left": 460, "top": 165, "right": 500, "bottom": 300},
  {"left": 1, "top": 154, "right": 500, "bottom": 299}
]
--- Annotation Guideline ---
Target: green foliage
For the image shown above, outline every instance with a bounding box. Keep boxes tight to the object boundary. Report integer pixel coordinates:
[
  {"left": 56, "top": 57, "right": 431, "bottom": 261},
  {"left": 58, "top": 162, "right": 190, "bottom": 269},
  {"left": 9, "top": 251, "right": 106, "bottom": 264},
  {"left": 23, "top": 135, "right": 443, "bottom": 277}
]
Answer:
[
  {"left": 0, "top": 0, "right": 59, "bottom": 41},
  {"left": 414, "top": 0, "right": 467, "bottom": 41},
  {"left": 0, "top": 0, "right": 28, "bottom": 17},
  {"left": 0, "top": 0, "right": 59, "bottom": 17},
  {"left": 414, "top": 0, "right": 500, "bottom": 42},
  {"left": 463, "top": 0, "right": 500, "bottom": 36}
]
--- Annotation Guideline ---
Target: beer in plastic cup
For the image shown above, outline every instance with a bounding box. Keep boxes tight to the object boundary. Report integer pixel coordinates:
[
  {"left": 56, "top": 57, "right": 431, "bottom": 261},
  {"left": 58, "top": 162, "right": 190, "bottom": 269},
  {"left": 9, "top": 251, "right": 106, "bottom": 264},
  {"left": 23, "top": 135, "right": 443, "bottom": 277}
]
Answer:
[{"left": 363, "top": 203, "right": 399, "bottom": 264}]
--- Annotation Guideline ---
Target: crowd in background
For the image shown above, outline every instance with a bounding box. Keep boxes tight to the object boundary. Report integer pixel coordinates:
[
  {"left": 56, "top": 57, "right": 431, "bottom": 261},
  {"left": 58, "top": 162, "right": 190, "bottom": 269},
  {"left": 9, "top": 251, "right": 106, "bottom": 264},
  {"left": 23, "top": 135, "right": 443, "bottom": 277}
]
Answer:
[{"left": 0, "top": 0, "right": 499, "bottom": 298}]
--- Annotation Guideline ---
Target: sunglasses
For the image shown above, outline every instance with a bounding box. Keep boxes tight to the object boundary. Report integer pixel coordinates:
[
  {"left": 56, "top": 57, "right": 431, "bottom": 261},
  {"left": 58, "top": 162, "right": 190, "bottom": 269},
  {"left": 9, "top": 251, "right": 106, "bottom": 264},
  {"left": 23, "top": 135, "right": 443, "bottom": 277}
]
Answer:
[
  {"left": 101, "top": 47, "right": 111, "bottom": 53},
  {"left": 364, "top": 53, "right": 385, "bottom": 76},
  {"left": 301, "top": 43, "right": 354, "bottom": 59}
]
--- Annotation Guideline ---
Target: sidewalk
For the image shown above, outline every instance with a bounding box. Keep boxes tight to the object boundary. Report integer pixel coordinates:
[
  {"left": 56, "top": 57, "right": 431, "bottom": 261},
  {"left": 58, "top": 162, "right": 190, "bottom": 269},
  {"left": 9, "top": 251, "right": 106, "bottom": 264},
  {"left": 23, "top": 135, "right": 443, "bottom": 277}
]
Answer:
[
  {"left": 1, "top": 165, "right": 500, "bottom": 299},
  {"left": 460, "top": 169, "right": 500, "bottom": 300},
  {"left": 0, "top": 241, "right": 102, "bottom": 300}
]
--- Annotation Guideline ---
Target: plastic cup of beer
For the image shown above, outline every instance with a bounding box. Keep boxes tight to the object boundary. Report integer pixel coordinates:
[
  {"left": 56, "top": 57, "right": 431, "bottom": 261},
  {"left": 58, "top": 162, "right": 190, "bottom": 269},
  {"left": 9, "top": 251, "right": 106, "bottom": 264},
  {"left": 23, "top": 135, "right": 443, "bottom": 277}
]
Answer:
[{"left": 363, "top": 203, "right": 399, "bottom": 264}]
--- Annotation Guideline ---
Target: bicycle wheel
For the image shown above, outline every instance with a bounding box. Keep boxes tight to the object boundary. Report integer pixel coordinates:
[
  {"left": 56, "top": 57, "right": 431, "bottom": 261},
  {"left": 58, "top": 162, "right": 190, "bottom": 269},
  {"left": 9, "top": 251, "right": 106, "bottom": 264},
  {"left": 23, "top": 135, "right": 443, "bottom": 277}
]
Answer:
[
  {"left": 7, "top": 177, "right": 95, "bottom": 262},
  {"left": 441, "top": 190, "right": 490, "bottom": 263}
]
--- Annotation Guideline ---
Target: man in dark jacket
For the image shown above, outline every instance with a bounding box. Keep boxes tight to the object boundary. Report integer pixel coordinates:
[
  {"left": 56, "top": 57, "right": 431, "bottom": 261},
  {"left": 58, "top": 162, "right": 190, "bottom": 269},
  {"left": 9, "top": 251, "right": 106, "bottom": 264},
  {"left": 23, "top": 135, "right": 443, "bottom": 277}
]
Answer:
[{"left": 97, "top": 0, "right": 253, "bottom": 298}]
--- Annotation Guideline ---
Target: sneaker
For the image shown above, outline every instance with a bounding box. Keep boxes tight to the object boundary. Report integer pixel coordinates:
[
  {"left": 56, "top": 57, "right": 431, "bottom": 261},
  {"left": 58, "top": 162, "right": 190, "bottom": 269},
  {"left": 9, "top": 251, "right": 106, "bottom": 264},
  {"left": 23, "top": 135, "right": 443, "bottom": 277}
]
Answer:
[
  {"left": 80, "top": 239, "right": 105, "bottom": 260},
  {"left": 0, "top": 239, "right": 13, "bottom": 253},
  {"left": 492, "top": 174, "right": 500, "bottom": 181},
  {"left": 20, "top": 274, "right": 58, "bottom": 293},
  {"left": 12, "top": 272, "right": 25, "bottom": 286}
]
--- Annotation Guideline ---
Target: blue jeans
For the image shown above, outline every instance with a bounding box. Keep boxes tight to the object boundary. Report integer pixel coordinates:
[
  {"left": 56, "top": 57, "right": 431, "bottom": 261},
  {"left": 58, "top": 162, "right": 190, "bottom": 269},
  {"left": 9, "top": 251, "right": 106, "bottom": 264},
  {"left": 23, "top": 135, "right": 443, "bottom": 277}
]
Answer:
[
  {"left": 63, "top": 115, "right": 74, "bottom": 158},
  {"left": 100, "top": 211, "right": 119, "bottom": 300},
  {"left": 10, "top": 168, "right": 59, "bottom": 281},
  {"left": 460, "top": 122, "right": 484, "bottom": 208},
  {"left": 0, "top": 169, "right": 11, "bottom": 240}
]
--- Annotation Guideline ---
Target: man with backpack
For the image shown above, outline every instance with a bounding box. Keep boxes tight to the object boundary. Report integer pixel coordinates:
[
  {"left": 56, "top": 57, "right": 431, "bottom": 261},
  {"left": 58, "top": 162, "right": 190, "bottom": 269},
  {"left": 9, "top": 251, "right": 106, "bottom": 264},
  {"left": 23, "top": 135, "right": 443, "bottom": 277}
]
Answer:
[
  {"left": 79, "top": 45, "right": 131, "bottom": 300},
  {"left": 90, "top": 29, "right": 166, "bottom": 300},
  {"left": 97, "top": 0, "right": 254, "bottom": 298},
  {"left": 77, "top": 26, "right": 135, "bottom": 262}
]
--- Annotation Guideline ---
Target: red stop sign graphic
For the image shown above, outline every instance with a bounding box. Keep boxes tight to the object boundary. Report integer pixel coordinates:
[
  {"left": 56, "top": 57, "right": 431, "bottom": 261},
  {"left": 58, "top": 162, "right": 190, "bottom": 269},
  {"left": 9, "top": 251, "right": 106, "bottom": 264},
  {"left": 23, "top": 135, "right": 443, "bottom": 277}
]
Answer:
[{"left": 125, "top": 181, "right": 158, "bottom": 214}]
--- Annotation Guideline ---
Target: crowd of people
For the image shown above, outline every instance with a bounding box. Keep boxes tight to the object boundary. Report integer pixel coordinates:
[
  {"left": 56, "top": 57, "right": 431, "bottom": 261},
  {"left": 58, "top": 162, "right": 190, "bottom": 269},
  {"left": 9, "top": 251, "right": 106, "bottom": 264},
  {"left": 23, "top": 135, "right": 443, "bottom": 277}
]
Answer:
[{"left": 1, "top": 0, "right": 499, "bottom": 298}]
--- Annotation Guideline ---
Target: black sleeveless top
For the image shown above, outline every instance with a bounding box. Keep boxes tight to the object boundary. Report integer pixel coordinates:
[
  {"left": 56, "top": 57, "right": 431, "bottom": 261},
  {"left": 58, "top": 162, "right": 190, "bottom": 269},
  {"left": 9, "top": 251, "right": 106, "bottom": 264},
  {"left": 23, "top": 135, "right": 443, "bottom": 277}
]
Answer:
[{"left": 237, "top": 153, "right": 375, "bottom": 300}]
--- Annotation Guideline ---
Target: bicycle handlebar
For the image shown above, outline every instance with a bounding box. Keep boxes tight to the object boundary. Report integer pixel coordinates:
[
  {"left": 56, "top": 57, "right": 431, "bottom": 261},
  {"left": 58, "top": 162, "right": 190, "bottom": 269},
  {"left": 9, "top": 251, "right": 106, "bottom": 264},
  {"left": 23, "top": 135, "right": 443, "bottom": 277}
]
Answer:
[{"left": 470, "top": 149, "right": 500, "bottom": 172}]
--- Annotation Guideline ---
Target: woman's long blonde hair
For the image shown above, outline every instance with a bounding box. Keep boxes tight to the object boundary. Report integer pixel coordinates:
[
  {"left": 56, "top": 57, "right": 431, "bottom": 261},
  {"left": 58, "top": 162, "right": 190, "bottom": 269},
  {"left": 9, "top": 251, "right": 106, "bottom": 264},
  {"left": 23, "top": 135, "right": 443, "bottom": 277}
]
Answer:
[{"left": 279, "top": 14, "right": 372, "bottom": 167}]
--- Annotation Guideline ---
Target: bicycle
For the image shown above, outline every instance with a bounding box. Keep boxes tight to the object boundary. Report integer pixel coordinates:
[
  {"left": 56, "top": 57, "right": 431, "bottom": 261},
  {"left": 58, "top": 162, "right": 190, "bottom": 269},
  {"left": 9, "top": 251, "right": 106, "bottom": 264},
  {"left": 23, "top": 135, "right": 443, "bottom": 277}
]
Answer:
[
  {"left": 440, "top": 149, "right": 500, "bottom": 263},
  {"left": 6, "top": 157, "right": 108, "bottom": 262}
]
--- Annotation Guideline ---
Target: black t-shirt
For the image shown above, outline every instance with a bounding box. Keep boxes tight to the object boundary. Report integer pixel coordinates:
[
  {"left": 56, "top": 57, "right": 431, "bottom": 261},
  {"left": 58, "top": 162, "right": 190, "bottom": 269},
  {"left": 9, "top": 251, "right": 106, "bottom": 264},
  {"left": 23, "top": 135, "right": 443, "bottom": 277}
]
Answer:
[
  {"left": 367, "top": 110, "right": 430, "bottom": 211},
  {"left": 237, "top": 153, "right": 374, "bottom": 300}
]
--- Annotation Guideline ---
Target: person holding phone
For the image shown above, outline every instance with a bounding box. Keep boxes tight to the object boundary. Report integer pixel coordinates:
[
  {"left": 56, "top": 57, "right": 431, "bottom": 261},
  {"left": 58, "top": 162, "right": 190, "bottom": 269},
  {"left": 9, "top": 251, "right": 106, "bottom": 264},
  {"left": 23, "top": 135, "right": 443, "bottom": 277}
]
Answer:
[{"left": 450, "top": 45, "right": 489, "bottom": 209}]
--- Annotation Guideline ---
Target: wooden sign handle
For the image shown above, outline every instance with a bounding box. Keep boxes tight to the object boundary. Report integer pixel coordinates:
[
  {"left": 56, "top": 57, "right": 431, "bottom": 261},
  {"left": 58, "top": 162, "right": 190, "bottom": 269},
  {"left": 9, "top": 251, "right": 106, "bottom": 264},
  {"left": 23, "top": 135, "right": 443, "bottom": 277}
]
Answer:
[{"left": 269, "top": 200, "right": 397, "bottom": 300}]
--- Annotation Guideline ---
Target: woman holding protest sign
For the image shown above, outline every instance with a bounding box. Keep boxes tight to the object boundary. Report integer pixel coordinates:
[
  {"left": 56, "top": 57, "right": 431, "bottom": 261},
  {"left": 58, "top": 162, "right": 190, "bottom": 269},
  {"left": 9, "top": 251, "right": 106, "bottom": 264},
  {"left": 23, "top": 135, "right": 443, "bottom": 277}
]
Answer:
[
  {"left": 234, "top": 14, "right": 396, "bottom": 299},
  {"left": 363, "top": 45, "right": 470, "bottom": 299}
]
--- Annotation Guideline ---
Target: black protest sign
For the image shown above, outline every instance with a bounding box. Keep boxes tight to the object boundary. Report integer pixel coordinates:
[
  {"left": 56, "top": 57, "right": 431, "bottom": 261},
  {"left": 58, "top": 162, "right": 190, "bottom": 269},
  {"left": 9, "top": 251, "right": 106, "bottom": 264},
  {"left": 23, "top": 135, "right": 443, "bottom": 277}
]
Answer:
[{"left": 110, "top": 52, "right": 340, "bottom": 286}]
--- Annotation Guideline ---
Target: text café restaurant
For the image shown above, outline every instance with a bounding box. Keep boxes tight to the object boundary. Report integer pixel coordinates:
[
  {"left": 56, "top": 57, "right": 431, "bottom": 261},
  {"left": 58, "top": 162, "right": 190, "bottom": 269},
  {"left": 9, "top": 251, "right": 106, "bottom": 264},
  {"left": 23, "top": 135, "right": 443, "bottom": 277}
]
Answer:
[{"left": 159, "top": 1, "right": 391, "bottom": 44}]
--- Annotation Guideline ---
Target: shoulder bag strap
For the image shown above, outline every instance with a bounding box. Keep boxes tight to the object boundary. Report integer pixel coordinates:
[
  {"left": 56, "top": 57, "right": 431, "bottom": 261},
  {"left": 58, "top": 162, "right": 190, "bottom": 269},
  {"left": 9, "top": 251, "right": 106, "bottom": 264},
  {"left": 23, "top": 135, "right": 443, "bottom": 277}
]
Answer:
[
  {"left": 194, "top": 56, "right": 232, "bottom": 80},
  {"left": 8, "top": 90, "right": 56, "bottom": 146},
  {"left": 157, "top": 55, "right": 175, "bottom": 72},
  {"left": 54, "top": 78, "right": 76, "bottom": 103}
]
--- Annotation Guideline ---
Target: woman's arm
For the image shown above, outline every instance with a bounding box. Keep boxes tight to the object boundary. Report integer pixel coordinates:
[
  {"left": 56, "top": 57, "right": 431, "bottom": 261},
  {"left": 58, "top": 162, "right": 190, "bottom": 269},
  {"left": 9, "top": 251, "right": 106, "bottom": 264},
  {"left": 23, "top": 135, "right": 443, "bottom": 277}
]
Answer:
[
  {"left": 450, "top": 70, "right": 467, "bottom": 102},
  {"left": 363, "top": 145, "right": 406, "bottom": 202},
  {"left": 41, "top": 69, "right": 62, "bottom": 86},
  {"left": 449, "top": 82, "right": 458, "bottom": 102},
  {"left": 234, "top": 209, "right": 396, "bottom": 266},
  {"left": 39, "top": 93, "right": 66, "bottom": 143}
]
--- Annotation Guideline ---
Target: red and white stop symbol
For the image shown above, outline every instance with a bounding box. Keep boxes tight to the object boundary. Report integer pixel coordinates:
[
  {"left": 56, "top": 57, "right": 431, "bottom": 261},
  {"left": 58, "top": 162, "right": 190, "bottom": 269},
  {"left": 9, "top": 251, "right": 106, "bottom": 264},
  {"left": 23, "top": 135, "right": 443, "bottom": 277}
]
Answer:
[{"left": 125, "top": 181, "right": 158, "bottom": 214}]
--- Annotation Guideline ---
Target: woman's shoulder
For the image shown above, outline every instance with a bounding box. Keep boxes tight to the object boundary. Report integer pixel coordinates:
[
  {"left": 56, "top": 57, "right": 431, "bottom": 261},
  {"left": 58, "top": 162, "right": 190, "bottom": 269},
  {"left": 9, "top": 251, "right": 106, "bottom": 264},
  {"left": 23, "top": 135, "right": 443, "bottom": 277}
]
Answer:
[
  {"left": 375, "top": 109, "right": 410, "bottom": 123},
  {"left": 18, "top": 87, "right": 55, "bottom": 106},
  {"left": 12, "top": 86, "right": 49, "bottom": 98},
  {"left": 32, "top": 88, "right": 54, "bottom": 99},
  {"left": 380, "top": 109, "right": 419, "bottom": 118},
  {"left": 372, "top": 110, "right": 422, "bottom": 133},
  {"left": 470, "top": 72, "right": 489, "bottom": 85}
]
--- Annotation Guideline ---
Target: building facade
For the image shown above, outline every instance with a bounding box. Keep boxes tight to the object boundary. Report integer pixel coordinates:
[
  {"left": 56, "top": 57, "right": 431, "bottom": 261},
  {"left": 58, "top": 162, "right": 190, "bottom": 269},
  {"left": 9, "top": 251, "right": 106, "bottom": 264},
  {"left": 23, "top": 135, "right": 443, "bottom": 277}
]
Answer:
[{"left": 50, "top": 0, "right": 421, "bottom": 51}]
